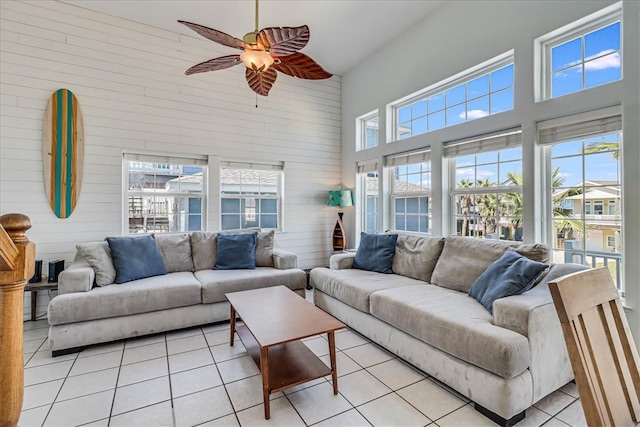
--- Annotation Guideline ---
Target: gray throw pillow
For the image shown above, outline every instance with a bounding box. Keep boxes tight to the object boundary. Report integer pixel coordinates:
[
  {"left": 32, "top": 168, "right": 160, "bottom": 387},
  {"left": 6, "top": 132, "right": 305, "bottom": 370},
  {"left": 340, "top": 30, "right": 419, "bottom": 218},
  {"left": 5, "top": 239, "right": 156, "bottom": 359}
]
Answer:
[
  {"left": 191, "top": 232, "right": 217, "bottom": 271},
  {"left": 76, "top": 241, "right": 116, "bottom": 286},
  {"left": 390, "top": 232, "right": 444, "bottom": 282},
  {"left": 154, "top": 233, "right": 194, "bottom": 273},
  {"left": 255, "top": 230, "right": 274, "bottom": 267},
  {"left": 469, "top": 250, "right": 549, "bottom": 314}
]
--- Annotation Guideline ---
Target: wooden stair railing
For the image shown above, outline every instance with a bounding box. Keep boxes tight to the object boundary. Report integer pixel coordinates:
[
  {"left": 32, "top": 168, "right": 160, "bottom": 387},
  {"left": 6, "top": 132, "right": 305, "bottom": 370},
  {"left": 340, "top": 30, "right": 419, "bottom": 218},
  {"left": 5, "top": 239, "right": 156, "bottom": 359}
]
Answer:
[{"left": 0, "top": 213, "right": 36, "bottom": 427}]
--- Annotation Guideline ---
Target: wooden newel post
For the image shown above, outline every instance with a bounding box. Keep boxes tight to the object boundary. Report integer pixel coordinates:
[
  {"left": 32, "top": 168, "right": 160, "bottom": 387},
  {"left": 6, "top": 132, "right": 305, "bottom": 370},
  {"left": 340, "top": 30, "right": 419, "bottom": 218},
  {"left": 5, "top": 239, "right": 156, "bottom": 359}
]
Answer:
[{"left": 0, "top": 213, "right": 36, "bottom": 427}]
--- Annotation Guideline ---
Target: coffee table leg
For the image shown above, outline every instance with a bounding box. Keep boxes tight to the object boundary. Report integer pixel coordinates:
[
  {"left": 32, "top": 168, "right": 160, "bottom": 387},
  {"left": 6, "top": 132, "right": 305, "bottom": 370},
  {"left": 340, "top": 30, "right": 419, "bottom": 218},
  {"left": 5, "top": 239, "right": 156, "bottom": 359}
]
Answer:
[
  {"left": 229, "top": 305, "right": 235, "bottom": 346},
  {"left": 328, "top": 331, "right": 338, "bottom": 394},
  {"left": 260, "top": 347, "right": 270, "bottom": 419}
]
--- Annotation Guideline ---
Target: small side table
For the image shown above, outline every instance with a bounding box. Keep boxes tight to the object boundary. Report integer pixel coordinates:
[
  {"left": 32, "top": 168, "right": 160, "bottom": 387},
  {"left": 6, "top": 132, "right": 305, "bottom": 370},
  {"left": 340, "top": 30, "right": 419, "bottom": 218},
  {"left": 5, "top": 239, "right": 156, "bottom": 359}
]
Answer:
[{"left": 24, "top": 282, "right": 57, "bottom": 321}]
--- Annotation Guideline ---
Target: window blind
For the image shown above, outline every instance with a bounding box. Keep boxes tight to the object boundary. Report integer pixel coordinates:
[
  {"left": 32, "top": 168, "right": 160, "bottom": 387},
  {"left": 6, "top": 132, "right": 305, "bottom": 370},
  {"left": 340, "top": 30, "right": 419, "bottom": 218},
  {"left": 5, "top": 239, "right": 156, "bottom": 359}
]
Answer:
[
  {"left": 357, "top": 159, "right": 378, "bottom": 173},
  {"left": 123, "top": 153, "right": 208, "bottom": 166},
  {"left": 384, "top": 149, "right": 431, "bottom": 167},
  {"left": 219, "top": 160, "right": 284, "bottom": 171},
  {"left": 443, "top": 128, "right": 522, "bottom": 158},
  {"left": 537, "top": 106, "right": 622, "bottom": 145}
]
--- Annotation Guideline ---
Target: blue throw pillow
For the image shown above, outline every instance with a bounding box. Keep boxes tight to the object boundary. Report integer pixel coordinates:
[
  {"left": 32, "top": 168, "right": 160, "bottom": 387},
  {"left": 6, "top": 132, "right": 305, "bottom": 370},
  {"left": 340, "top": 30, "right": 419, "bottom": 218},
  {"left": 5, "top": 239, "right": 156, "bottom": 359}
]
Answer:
[
  {"left": 106, "top": 235, "right": 166, "bottom": 284},
  {"left": 469, "top": 250, "right": 549, "bottom": 313},
  {"left": 214, "top": 232, "right": 257, "bottom": 270},
  {"left": 352, "top": 232, "right": 398, "bottom": 274}
]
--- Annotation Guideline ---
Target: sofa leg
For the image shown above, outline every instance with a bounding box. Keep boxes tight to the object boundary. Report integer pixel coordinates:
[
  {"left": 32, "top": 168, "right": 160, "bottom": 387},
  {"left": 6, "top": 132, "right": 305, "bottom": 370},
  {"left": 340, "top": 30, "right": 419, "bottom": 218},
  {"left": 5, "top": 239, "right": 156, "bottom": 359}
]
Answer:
[
  {"left": 52, "top": 346, "right": 86, "bottom": 357},
  {"left": 474, "top": 403, "right": 525, "bottom": 426}
]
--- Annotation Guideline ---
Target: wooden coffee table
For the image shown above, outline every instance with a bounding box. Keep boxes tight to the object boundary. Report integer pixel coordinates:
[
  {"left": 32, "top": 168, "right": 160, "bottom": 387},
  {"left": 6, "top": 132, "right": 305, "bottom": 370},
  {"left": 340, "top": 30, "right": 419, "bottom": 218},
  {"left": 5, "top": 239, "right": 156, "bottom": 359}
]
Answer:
[{"left": 226, "top": 285, "right": 346, "bottom": 419}]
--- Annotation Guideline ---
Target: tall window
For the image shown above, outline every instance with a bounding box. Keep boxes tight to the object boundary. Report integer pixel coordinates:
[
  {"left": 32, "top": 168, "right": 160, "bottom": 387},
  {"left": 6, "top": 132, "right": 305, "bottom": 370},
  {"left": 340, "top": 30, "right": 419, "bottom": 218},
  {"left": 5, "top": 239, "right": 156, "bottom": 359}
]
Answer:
[
  {"left": 357, "top": 111, "right": 379, "bottom": 151},
  {"left": 538, "top": 109, "right": 623, "bottom": 294},
  {"left": 124, "top": 154, "right": 206, "bottom": 234},
  {"left": 538, "top": 3, "right": 621, "bottom": 99},
  {"left": 357, "top": 160, "right": 379, "bottom": 233},
  {"left": 446, "top": 130, "right": 523, "bottom": 240},
  {"left": 386, "top": 150, "right": 431, "bottom": 233},
  {"left": 392, "top": 54, "right": 514, "bottom": 141},
  {"left": 220, "top": 161, "right": 284, "bottom": 230}
]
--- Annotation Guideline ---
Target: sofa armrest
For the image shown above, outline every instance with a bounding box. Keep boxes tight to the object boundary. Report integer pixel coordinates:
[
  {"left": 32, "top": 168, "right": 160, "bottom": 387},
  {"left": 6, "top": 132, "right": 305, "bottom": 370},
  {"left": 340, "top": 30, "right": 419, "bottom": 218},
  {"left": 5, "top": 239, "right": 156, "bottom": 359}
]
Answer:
[
  {"left": 272, "top": 248, "right": 297, "bottom": 270},
  {"left": 330, "top": 253, "right": 355, "bottom": 270},
  {"left": 57, "top": 253, "right": 95, "bottom": 294},
  {"left": 493, "top": 283, "right": 574, "bottom": 402}
]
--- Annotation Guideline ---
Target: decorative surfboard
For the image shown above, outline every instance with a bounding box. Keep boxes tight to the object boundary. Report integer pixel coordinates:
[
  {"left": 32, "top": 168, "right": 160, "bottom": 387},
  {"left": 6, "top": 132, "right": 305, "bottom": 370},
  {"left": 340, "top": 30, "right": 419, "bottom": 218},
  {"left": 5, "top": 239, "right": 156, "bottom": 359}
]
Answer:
[{"left": 42, "top": 88, "right": 84, "bottom": 219}]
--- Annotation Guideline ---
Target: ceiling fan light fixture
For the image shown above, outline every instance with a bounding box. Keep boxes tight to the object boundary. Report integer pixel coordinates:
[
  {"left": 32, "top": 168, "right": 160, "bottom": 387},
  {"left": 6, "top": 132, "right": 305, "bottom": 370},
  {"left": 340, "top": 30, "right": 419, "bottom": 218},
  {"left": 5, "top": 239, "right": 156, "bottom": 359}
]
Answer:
[{"left": 240, "top": 49, "right": 274, "bottom": 72}]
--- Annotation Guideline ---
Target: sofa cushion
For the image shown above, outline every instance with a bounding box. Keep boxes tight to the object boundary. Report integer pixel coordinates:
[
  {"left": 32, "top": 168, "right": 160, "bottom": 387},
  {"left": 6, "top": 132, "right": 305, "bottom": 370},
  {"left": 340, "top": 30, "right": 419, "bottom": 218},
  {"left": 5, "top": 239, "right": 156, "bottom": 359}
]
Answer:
[
  {"left": 154, "top": 233, "right": 194, "bottom": 273},
  {"left": 197, "top": 267, "right": 307, "bottom": 303},
  {"left": 215, "top": 232, "right": 257, "bottom": 270},
  {"left": 310, "top": 268, "right": 424, "bottom": 313},
  {"left": 370, "top": 284, "right": 531, "bottom": 379},
  {"left": 107, "top": 235, "right": 166, "bottom": 284},
  {"left": 390, "top": 232, "right": 444, "bottom": 282},
  {"left": 353, "top": 233, "right": 398, "bottom": 274},
  {"left": 76, "top": 241, "right": 116, "bottom": 286},
  {"left": 430, "top": 236, "right": 550, "bottom": 293},
  {"left": 469, "top": 251, "right": 549, "bottom": 314},
  {"left": 47, "top": 272, "right": 202, "bottom": 325}
]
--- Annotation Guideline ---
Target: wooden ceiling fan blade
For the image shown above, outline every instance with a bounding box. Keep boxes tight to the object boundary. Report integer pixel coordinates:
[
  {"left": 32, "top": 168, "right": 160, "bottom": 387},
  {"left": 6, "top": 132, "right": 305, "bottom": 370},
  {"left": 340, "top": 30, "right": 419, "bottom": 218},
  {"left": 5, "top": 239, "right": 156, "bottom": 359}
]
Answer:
[
  {"left": 257, "top": 26, "right": 309, "bottom": 56},
  {"left": 273, "top": 52, "right": 332, "bottom": 80},
  {"left": 246, "top": 67, "right": 278, "bottom": 96},
  {"left": 178, "top": 20, "right": 247, "bottom": 50},
  {"left": 185, "top": 55, "right": 242, "bottom": 75}
]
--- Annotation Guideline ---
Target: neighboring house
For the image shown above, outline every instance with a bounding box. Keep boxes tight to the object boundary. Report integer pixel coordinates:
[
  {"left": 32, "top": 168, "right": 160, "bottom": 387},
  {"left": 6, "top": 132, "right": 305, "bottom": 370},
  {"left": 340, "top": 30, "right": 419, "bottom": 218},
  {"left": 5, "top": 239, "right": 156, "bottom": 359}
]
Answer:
[{"left": 561, "top": 180, "right": 622, "bottom": 253}]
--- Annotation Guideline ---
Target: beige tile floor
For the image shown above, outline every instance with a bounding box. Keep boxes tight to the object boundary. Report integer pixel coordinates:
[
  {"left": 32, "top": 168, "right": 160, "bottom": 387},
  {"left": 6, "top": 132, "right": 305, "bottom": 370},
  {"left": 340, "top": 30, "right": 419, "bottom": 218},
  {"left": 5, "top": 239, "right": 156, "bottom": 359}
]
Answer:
[{"left": 19, "top": 293, "right": 587, "bottom": 427}]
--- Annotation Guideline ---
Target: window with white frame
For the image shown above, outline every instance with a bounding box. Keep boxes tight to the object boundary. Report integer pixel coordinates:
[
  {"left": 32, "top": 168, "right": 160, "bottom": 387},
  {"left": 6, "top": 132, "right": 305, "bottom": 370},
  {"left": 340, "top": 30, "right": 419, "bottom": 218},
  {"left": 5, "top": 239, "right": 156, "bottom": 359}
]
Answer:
[
  {"left": 357, "top": 160, "right": 379, "bottom": 234},
  {"left": 124, "top": 153, "right": 206, "bottom": 234},
  {"left": 357, "top": 111, "right": 379, "bottom": 151},
  {"left": 538, "top": 108, "right": 623, "bottom": 294},
  {"left": 220, "top": 161, "right": 284, "bottom": 230},
  {"left": 392, "top": 54, "right": 514, "bottom": 141},
  {"left": 386, "top": 150, "right": 432, "bottom": 233},
  {"left": 446, "top": 129, "right": 523, "bottom": 240},
  {"left": 537, "top": 3, "right": 621, "bottom": 99}
]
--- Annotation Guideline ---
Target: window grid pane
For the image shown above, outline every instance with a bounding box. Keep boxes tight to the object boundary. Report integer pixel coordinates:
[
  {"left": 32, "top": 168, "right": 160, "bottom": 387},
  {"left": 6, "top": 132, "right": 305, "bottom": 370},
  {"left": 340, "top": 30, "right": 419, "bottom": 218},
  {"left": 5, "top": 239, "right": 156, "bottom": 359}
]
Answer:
[
  {"left": 392, "top": 161, "right": 432, "bottom": 233},
  {"left": 127, "top": 161, "right": 205, "bottom": 234},
  {"left": 394, "top": 62, "right": 514, "bottom": 141},
  {"left": 451, "top": 147, "right": 523, "bottom": 241},
  {"left": 548, "top": 20, "right": 621, "bottom": 99},
  {"left": 549, "top": 132, "right": 622, "bottom": 293},
  {"left": 220, "top": 168, "right": 282, "bottom": 230}
]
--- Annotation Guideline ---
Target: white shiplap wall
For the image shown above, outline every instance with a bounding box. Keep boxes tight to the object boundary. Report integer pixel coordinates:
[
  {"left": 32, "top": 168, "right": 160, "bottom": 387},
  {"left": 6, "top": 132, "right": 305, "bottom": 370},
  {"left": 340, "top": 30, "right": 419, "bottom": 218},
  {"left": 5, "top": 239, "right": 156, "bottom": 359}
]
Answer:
[{"left": 0, "top": 0, "right": 342, "bottom": 318}]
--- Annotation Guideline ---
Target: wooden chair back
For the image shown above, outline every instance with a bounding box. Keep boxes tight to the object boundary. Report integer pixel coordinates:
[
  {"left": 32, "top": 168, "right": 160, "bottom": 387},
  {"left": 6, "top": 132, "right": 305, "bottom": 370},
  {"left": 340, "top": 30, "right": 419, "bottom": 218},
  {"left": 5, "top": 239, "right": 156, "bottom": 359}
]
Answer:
[{"left": 549, "top": 267, "right": 640, "bottom": 427}]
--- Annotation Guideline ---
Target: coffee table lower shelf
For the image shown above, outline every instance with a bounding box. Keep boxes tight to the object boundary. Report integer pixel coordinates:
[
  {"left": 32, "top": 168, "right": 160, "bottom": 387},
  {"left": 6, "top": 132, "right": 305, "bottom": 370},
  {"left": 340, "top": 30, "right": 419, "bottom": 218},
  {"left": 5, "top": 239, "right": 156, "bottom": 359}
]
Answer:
[{"left": 236, "top": 325, "right": 332, "bottom": 393}]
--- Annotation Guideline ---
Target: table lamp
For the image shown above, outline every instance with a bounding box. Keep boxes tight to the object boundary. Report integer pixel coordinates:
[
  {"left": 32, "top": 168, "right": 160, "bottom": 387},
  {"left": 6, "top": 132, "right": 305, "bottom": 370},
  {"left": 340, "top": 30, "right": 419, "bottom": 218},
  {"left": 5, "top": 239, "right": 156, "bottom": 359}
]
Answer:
[{"left": 327, "top": 189, "right": 353, "bottom": 251}]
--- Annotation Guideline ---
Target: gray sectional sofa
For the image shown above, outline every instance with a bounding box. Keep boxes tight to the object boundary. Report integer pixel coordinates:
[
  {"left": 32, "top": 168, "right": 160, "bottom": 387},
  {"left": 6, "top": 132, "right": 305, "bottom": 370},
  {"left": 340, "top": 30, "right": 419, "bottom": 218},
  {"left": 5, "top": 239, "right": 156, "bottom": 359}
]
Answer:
[
  {"left": 48, "top": 230, "right": 306, "bottom": 355},
  {"left": 310, "top": 233, "right": 588, "bottom": 426}
]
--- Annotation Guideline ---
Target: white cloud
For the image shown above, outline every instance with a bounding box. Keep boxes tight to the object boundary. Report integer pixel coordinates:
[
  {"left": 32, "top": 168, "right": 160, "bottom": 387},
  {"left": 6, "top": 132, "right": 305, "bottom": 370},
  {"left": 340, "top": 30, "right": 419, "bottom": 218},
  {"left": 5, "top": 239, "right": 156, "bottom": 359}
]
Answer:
[
  {"left": 584, "top": 50, "right": 620, "bottom": 70},
  {"left": 460, "top": 109, "right": 489, "bottom": 120}
]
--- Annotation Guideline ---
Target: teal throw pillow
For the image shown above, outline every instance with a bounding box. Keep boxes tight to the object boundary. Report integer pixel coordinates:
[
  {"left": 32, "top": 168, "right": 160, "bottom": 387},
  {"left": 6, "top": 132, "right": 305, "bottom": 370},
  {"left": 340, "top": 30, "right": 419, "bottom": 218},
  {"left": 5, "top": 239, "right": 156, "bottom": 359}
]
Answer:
[
  {"left": 352, "top": 232, "right": 398, "bottom": 274},
  {"left": 469, "top": 250, "right": 548, "bottom": 314},
  {"left": 106, "top": 235, "right": 166, "bottom": 284},
  {"left": 214, "top": 232, "right": 257, "bottom": 270}
]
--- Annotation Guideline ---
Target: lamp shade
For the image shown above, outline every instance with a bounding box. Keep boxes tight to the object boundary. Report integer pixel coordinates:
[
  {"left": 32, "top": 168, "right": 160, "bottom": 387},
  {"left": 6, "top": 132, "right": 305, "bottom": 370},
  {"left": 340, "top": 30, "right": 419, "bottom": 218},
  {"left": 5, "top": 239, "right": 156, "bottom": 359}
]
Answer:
[{"left": 327, "top": 190, "right": 353, "bottom": 207}]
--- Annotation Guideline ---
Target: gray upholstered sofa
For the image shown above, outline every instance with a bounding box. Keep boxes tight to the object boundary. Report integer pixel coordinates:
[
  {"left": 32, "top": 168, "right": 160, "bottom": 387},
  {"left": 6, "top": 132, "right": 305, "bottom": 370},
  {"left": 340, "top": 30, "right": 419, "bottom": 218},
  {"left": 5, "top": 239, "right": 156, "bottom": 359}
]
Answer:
[
  {"left": 310, "top": 233, "right": 588, "bottom": 426},
  {"left": 48, "top": 230, "right": 306, "bottom": 355}
]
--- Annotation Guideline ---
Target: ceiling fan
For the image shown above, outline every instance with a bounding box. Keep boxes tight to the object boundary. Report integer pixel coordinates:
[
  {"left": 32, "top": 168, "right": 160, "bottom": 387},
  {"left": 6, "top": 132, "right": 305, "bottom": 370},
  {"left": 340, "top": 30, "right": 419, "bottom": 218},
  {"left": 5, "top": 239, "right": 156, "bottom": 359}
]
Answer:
[{"left": 179, "top": 0, "right": 332, "bottom": 96}]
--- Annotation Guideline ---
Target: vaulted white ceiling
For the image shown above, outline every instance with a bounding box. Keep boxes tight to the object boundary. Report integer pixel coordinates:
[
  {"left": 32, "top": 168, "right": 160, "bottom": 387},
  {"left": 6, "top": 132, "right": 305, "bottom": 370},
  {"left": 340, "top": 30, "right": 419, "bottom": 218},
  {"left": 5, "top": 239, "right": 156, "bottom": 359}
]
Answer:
[{"left": 60, "top": 0, "right": 444, "bottom": 76}]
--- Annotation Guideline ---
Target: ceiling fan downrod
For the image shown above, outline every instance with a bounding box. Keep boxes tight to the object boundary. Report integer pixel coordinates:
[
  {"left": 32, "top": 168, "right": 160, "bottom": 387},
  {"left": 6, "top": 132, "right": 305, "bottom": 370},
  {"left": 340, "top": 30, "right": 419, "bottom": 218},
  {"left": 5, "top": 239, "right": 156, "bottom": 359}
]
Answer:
[{"left": 243, "top": 0, "right": 260, "bottom": 45}]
